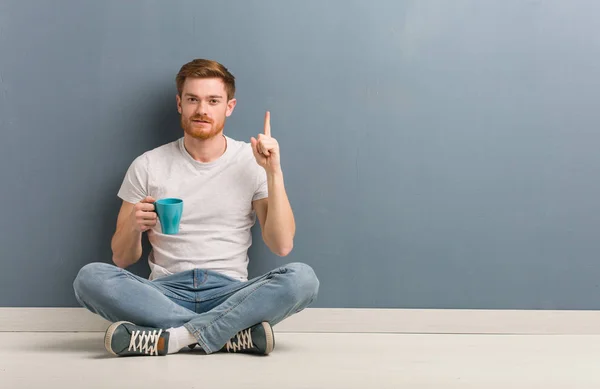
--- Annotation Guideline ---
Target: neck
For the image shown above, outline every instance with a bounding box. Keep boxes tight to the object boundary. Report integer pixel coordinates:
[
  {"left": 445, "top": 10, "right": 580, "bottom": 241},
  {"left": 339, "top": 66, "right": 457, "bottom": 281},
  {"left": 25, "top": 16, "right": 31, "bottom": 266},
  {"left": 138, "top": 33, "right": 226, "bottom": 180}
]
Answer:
[{"left": 183, "top": 133, "right": 227, "bottom": 163}]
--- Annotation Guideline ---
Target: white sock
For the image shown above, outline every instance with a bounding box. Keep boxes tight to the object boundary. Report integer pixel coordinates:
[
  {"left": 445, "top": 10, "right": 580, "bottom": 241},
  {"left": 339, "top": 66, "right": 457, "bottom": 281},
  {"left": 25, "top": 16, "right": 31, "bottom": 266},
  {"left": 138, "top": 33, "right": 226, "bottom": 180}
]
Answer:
[{"left": 166, "top": 326, "right": 198, "bottom": 354}]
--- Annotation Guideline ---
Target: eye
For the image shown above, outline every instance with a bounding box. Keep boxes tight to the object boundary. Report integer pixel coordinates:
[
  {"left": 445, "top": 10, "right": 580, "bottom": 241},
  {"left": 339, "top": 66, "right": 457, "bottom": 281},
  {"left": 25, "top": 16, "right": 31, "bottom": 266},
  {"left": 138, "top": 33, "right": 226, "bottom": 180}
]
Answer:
[
  {"left": 188, "top": 97, "right": 197, "bottom": 102},
  {"left": 210, "top": 99, "right": 220, "bottom": 104}
]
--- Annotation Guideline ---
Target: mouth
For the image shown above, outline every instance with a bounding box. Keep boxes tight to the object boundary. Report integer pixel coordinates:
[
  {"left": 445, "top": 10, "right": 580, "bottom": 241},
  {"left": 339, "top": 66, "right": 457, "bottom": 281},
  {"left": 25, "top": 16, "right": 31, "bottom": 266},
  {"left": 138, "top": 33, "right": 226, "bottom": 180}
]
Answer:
[{"left": 192, "top": 120, "right": 211, "bottom": 125}]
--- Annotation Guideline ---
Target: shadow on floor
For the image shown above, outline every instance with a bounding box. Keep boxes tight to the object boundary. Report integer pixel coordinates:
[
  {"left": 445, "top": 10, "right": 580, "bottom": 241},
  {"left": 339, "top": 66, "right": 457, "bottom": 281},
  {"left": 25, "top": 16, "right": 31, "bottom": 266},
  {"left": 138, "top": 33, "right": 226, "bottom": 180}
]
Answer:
[
  {"left": 27, "top": 332, "right": 293, "bottom": 358},
  {"left": 35, "top": 333, "right": 104, "bottom": 353}
]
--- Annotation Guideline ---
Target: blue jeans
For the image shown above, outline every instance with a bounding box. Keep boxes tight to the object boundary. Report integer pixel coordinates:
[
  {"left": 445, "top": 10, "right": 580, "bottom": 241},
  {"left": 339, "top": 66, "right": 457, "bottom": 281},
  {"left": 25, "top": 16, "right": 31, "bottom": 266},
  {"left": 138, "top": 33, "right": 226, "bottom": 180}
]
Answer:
[{"left": 73, "top": 262, "right": 319, "bottom": 354}]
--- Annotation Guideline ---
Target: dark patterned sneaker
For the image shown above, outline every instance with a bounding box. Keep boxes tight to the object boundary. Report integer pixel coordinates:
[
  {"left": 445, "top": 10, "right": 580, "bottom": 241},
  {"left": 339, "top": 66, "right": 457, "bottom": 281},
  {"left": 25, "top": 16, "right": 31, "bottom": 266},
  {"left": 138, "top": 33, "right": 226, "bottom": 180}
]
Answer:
[
  {"left": 221, "top": 322, "right": 274, "bottom": 355},
  {"left": 104, "top": 321, "right": 170, "bottom": 356}
]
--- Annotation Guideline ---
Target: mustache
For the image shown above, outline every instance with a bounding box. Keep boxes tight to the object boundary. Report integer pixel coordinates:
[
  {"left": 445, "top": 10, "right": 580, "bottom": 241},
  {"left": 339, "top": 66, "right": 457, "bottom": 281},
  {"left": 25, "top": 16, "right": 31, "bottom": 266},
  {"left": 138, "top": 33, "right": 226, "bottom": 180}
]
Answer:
[{"left": 190, "top": 115, "right": 213, "bottom": 123}]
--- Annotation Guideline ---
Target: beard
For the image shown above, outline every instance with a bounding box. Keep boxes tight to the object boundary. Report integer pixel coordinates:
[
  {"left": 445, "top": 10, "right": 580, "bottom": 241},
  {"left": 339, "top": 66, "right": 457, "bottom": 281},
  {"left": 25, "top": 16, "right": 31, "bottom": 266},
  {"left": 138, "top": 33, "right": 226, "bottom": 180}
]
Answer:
[{"left": 181, "top": 114, "right": 225, "bottom": 140}]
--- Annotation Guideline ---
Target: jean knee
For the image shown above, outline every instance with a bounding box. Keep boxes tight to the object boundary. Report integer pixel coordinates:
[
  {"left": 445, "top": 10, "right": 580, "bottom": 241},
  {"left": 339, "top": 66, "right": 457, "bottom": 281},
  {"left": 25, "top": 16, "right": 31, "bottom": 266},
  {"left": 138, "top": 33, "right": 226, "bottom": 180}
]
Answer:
[
  {"left": 73, "top": 262, "right": 117, "bottom": 301},
  {"left": 282, "top": 262, "right": 320, "bottom": 303}
]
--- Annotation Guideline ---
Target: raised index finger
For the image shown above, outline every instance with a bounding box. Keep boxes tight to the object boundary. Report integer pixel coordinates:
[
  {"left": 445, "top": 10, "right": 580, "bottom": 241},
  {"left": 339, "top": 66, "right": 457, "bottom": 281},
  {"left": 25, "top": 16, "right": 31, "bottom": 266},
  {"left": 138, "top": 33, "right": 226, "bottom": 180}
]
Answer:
[{"left": 264, "top": 111, "right": 271, "bottom": 137}]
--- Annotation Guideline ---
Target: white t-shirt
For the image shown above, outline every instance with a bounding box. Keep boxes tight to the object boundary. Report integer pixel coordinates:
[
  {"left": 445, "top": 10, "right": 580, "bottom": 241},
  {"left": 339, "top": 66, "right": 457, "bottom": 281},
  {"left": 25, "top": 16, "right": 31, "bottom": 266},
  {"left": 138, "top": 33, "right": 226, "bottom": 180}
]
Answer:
[{"left": 117, "top": 136, "right": 268, "bottom": 281}]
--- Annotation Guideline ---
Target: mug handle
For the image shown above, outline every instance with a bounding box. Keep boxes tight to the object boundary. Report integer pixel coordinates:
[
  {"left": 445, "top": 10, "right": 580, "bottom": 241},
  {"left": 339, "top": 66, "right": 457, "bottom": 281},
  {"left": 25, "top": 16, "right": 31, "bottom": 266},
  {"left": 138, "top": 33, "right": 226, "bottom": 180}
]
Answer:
[{"left": 151, "top": 201, "right": 159, "bottom": 219}]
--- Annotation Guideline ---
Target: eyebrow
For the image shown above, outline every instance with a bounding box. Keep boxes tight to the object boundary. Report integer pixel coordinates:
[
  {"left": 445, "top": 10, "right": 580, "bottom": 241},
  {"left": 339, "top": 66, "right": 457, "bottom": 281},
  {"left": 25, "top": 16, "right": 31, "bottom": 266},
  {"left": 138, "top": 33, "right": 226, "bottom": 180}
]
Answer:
[{"left": 184, "top": 93, "right": 223, "bottom": 99}]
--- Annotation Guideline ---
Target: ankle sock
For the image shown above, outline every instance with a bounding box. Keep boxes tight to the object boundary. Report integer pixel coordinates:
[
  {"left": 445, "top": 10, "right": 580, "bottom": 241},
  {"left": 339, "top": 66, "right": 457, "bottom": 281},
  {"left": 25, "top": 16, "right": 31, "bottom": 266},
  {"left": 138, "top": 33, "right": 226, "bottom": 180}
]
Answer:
[{"left": 166, "top": 326, "right": 197, "bottom": 354}]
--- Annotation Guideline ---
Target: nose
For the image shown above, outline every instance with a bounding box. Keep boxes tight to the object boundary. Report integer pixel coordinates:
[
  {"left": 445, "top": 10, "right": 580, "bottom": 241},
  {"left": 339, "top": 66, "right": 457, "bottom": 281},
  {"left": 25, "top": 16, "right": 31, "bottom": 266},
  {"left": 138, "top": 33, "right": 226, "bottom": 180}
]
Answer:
[{"left": 195, "top": 100, "right": 208, "bottom": 116}]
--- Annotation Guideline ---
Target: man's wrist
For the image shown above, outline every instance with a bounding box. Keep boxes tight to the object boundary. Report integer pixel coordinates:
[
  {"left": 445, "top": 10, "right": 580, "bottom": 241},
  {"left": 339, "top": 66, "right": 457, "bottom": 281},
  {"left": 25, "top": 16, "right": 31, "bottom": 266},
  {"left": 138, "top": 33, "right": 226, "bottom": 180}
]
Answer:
[{"left": 266, "top": 166, "right": 283, "bottom": 178}]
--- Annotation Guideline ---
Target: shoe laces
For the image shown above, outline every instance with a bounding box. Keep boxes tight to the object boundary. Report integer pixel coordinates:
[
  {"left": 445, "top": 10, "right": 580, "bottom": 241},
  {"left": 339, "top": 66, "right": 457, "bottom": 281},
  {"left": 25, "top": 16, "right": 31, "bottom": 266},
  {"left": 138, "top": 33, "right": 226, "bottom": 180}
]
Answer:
[
  {"left": 128, "top": 329, "right": 163, "bottom": 355},
  {"left": 225, "top": 328, "right": 254, "bottom": 352}
]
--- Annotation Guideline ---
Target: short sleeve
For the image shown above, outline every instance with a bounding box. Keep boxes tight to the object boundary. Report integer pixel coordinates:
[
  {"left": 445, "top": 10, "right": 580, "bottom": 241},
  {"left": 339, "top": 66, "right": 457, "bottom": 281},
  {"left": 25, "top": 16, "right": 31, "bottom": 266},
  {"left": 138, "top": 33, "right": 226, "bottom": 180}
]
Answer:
[
  {"left": 253, "top": 163, "right": 268, "bottom": 201},
  {"left": 117, "top": 154, "right": 149, "bottom": 204}
]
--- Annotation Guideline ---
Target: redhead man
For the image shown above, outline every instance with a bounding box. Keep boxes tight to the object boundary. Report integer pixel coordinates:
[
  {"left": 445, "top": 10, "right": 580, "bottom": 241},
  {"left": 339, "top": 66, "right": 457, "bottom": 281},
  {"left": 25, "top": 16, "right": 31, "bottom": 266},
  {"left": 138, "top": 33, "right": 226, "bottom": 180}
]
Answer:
[{"left": 73, "top": 59, "right": 319, "bottom": 356}]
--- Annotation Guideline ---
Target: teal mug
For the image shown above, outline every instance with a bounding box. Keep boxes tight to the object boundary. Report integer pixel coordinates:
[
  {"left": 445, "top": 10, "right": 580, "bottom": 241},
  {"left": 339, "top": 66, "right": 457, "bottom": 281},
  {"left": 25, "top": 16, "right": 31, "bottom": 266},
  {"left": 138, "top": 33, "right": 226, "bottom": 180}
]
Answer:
[{"left": 154, "top": 198, "right": 183, "bottom": 234}]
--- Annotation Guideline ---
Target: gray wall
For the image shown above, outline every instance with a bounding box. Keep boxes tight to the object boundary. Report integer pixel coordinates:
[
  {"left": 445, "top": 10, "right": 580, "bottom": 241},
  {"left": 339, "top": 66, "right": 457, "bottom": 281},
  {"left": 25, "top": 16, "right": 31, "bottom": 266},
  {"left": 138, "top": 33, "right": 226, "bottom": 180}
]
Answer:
[{"left": 1, "top": 0, "right": 600, "bottom": 309}]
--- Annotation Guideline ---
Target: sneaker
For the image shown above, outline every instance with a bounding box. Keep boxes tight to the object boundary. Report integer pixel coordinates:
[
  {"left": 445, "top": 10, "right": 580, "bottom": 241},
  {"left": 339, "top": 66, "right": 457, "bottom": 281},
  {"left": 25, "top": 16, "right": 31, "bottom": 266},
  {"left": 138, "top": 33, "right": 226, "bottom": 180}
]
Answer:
[
  {"left": 221, "top": 321, "right": 274, "bottom": 355},
  {"left": 104, "top": 321, "right": 170, "bottom": 356}
]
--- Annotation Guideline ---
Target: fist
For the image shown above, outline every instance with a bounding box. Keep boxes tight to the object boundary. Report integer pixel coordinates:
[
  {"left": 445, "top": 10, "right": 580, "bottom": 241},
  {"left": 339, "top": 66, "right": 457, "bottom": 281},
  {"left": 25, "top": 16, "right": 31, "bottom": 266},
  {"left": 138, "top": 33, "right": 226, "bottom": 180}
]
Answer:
[{"left": 131, "top": 196, "right": 157, "bottom": 232}]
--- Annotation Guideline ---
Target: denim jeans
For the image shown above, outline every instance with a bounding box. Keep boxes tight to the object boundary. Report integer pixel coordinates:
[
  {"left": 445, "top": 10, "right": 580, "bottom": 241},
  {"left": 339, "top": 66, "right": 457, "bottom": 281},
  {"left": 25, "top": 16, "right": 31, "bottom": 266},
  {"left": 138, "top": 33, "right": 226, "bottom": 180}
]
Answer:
[{"left": 73, "top": 262, "right": 319, "bottom": 354}]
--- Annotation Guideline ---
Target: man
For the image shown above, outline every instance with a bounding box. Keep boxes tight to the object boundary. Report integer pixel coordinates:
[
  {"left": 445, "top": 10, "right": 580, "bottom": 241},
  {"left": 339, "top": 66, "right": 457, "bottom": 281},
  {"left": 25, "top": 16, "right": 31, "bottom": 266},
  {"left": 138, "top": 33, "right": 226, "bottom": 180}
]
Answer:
[{"left": 73, "top": 59, "right": 319, "bottom": 357}]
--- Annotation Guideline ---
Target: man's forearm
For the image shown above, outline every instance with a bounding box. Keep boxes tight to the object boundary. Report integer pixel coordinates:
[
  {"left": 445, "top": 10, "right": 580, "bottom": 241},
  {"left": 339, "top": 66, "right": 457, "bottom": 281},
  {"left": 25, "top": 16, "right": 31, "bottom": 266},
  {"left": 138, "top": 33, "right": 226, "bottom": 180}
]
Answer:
[
  {"left": 263, "top": 169, "right": 295, "bottom": 256},
  {"left": 111, "top": 224, "right": 143, "bottom": 268}
]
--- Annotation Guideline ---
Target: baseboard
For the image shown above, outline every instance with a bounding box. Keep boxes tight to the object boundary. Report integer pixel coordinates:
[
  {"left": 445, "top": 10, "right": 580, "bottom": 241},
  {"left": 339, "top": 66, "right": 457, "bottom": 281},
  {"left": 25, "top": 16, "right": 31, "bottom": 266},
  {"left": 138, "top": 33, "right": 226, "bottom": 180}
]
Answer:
[{"left": 3, "top": 308, "right": 600, "bottom": 334}]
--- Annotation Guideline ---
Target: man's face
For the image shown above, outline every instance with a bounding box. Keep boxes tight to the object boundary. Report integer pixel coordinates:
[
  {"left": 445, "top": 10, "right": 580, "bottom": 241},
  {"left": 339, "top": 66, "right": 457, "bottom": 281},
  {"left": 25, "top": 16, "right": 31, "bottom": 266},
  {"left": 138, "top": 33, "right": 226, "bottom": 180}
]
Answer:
[{"left": 176, "top": 77, "right": 236, "bottom": 140}]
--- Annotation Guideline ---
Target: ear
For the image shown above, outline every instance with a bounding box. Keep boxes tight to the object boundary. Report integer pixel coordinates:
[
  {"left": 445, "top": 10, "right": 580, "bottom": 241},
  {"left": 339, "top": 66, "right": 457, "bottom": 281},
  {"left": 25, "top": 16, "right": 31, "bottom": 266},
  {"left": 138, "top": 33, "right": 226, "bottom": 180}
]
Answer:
[
  {"left": 226, "top": 98, "right": 237, "bottom": 117},
  {"left": 176, "top": 94, "right": 182, "bottom": 114}
]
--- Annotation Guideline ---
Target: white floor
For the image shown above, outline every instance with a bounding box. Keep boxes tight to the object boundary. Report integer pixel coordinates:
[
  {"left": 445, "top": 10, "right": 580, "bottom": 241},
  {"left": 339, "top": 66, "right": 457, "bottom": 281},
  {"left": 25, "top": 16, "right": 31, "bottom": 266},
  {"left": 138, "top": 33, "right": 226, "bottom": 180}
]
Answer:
[{"left": 1, "top": 332, "right": 600, "bottom": 388}]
